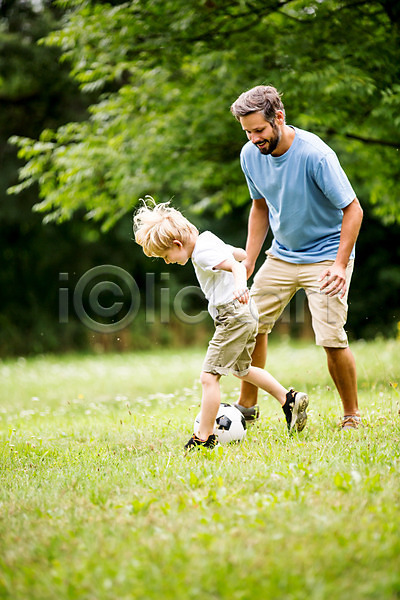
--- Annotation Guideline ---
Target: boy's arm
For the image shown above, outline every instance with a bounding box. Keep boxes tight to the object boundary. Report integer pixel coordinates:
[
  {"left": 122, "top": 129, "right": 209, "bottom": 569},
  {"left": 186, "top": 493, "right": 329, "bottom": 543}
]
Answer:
[
  {"left": 232, "top": 247, "right": 247, "bottom": 262},
  {"left": 213, "top": 258, "right": 249, "bottom": 304}
]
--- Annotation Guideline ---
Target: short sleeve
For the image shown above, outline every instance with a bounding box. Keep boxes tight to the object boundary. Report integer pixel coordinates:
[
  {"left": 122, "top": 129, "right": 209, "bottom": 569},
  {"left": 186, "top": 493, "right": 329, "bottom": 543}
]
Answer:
[
  {"left": 240, "top": 149, "right": 264, "bottom": 200},
  {"left": 315, "top": 152, "right": 356, "bottom": 210},
  {"left": 193, "top": 233, "right": 234, "bottom": 270}
]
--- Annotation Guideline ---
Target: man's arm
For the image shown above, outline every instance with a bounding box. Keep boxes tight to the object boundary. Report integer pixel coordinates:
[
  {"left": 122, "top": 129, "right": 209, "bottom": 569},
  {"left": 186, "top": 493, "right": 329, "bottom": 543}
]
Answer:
[
  {"left": 243, "top": 198, "right": 270, "bottom": 278},
  {"left": 319, "top": 197, "right": 364, "bottom": 298}
]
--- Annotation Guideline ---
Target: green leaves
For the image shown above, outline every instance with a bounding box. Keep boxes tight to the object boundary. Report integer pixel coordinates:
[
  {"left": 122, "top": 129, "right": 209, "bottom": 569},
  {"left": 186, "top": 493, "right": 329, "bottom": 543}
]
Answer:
[{"left": 7, "top": 0, "right": 400, "bottom": 228}]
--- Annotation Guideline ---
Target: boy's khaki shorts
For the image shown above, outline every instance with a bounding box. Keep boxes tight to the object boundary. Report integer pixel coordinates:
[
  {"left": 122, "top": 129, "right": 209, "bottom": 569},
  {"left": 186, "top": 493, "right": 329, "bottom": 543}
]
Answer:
[
  {"left": 202, "top": 300, "right": 258, "bottom": 377},
  {"left": 251, "top": 254, "right": 354, "bottom": 348}
]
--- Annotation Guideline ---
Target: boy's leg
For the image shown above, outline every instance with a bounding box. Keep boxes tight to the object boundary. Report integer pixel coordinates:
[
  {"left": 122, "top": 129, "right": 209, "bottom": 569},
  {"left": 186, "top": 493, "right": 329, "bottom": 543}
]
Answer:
[
  {"left": 197, "top": 371, "right": 221, "bottom": 440},
  {"left": 236, "top": 366, "right": 309, "bottom": 433},
  {"left": 237, "top": 364, "right": 286, "bottom": 405}
]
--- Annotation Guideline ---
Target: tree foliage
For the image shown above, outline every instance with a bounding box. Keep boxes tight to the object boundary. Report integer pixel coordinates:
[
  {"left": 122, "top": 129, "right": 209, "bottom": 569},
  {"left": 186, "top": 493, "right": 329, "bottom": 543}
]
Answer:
[
  {"left": 1, "top": 0, "right": 399, "bottom": 356},
  {"left": 0, "top": 0, "right": 95, "bottom": 355},
  {"left": 8, "top": 0, "right": 400, "bottom": 230}
]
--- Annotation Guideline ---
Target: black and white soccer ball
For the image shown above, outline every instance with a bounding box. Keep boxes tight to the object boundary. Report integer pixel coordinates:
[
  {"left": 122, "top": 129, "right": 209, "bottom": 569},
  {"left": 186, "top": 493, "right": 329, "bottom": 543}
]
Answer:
[{"left": 194, "top": 403, "right": 247, "bottom": 445}]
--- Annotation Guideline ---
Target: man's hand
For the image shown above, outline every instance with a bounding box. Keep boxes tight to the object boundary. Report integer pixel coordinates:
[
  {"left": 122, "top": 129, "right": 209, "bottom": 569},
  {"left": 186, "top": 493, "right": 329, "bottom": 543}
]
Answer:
[
  {"left": 319, "top": 198, "right": 362, "bottom": 299},
  {"left": 233, "top": 287, "right": 250, "bottom": 304},
  {"left": 318, "top": 264, "right": 347, "bottom": 298}
]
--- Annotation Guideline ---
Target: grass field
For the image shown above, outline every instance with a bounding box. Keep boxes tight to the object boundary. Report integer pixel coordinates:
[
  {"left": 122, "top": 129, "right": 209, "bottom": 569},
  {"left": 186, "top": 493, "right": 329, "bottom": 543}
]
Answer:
[{"left": 1, "top": 338, "right": 399, "bottom": 600}]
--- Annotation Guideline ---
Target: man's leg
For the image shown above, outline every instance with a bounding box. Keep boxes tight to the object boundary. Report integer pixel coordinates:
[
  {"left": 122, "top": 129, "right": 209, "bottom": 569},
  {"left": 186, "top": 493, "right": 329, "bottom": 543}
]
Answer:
[
  {"left": 301, "top": 260, "right": 360, "bottom": 426},
  {"left": 324, "top": 346, "right": 359, "bottom": 415},
  {"left": 236, "top": 256, "right": 297, "bottom": 412},
  {"left": 237, "top": 332, "right": 267, "bottom": 408}
]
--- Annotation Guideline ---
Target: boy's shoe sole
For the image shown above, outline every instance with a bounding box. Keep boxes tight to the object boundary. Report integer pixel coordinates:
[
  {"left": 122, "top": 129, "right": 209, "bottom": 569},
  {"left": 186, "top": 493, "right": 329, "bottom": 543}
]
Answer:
[
  {"left": 233, "top": 402, "right": 260, "bottom": 422},
  {"left": 288, "top": 392, "right": 309, "bottom": 433}
]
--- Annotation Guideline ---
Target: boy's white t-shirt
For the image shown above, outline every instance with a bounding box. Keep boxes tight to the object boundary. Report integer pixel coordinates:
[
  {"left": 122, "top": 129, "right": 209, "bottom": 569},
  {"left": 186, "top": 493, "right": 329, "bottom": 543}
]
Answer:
[{"left": 191, "top": 231, "right": 236, "bottom": 318}]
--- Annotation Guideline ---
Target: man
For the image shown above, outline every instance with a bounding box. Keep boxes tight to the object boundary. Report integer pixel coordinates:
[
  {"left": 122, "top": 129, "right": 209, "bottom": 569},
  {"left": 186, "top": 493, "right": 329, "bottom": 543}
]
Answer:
[{"left": 230, "top": 85, "right": 364, "bottom": 430}]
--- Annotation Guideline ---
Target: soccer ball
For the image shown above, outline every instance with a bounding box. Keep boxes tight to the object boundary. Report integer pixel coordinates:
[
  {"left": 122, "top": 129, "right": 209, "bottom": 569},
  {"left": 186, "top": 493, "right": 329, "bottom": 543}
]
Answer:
[{"left": 194, "top": 403, "right": 247, "bottom": 445}]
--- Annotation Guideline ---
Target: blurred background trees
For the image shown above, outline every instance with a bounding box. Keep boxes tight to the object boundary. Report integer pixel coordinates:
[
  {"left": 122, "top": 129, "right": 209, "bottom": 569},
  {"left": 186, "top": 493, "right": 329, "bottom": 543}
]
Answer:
[{"left": 1, "top": 0, "right": 399, "bottom": 356}]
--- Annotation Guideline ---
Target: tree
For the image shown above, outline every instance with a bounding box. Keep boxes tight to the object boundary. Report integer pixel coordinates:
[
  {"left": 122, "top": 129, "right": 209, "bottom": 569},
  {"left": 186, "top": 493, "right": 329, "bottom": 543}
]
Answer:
[
  {"left": 0, "top": 0, "right": 95, "bottom": 354},
  {"left": 2, "top": 0, "right": 400, "bottom": 351},
  {"left": 8, "top": 0, "right": 400, "bottom": 230}
]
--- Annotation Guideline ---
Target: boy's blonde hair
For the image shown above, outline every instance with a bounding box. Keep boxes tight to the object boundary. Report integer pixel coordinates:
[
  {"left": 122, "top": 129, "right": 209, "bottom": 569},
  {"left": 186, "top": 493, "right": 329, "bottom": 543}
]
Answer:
[{"left": 133, "top": 196, "right": 198, "bottom": 257}]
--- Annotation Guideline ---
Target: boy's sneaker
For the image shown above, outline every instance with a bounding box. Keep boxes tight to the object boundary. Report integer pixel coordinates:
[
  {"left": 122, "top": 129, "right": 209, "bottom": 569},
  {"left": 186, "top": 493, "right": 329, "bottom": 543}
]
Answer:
[
  {"left": 282, "top": 389, "right": 309, "bottom": 433},
  {"left": 341, "top": 415, "right": 362, "bottom": 430},
  {"left": 233, "top": 402, "right": 260, "bottom": 422},
  {"left": 184, "top": 433, "right": 219, "bottom": 451}
]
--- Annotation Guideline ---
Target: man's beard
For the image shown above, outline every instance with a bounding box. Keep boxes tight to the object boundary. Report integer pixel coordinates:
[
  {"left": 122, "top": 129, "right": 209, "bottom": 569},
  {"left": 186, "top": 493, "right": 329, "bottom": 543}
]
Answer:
[{"left": 257, "top": 123, "right": 281, "bottom": 155}]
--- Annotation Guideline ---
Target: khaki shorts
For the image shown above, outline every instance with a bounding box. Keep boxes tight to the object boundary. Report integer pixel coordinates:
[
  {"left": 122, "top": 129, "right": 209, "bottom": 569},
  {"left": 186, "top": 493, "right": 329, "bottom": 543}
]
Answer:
[
  {"left": 251, "top": 254, "right": 354, "bottom": 348},
  {"left": 202, "top": 299, "right": 258, "bottom": 377}
]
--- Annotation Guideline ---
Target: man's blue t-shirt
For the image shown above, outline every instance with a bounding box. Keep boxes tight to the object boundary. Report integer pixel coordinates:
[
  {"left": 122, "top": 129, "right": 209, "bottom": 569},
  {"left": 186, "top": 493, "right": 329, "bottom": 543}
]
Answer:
[{"left": 240, "top": 126, "right": 356, "bottom": 263}]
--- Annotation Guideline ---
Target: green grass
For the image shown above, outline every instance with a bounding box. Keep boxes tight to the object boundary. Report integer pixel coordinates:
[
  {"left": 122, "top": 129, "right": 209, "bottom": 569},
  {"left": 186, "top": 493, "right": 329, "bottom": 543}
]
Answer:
[{"left": 1, "top": 339, "right": 399, "bottom": 600}]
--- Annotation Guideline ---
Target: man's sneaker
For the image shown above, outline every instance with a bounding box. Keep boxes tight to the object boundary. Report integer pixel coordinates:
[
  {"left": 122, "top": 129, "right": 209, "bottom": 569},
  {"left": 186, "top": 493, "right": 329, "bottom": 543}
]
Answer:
[
  {"left": 341, "top": 415, "right": 362, "bottom": 430},
  {"left": 282, "top": 389, "right": 309, "bottom": 433},
  {"left": 233, "top": 402, "right": 260, "bottom": 422},
  {"left": 184, "top": 433, "right": 219, "bottom": 451}
]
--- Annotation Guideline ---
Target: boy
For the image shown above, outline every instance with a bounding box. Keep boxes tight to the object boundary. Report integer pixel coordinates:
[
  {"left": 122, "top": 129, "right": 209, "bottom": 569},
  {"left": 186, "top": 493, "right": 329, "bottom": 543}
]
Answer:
[{"left": 133, "top": 198, "right": 308, "bottom": 450}]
